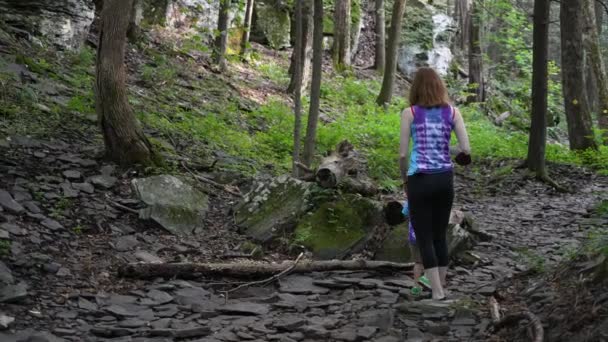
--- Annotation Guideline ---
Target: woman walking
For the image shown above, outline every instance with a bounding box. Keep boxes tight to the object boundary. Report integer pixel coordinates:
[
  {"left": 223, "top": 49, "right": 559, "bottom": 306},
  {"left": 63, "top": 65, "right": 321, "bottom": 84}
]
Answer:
[{"left": 399, "top": 67, "right": 471, "bottom": 300}]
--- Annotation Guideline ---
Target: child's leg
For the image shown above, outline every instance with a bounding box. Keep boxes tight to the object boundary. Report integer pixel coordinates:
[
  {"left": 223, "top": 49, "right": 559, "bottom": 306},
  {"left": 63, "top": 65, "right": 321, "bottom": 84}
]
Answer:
[{"left": 410, "top": 244, "right": 423, "bottom": 281}]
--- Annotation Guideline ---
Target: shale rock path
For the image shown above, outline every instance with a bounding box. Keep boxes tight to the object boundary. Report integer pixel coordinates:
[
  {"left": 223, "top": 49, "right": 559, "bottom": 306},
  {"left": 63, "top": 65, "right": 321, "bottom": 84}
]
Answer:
[{"left": 1, "top": 137, "right": 607, "bottom": 341}]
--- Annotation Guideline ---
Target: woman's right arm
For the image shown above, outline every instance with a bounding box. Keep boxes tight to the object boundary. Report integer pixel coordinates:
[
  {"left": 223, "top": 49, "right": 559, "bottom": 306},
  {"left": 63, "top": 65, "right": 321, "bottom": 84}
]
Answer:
[
  {"left": 453, "top": 107, "right": 471, "bottom": 155},
  {"left": 399, "top": 108, "right": 413, "bottom": 184}
]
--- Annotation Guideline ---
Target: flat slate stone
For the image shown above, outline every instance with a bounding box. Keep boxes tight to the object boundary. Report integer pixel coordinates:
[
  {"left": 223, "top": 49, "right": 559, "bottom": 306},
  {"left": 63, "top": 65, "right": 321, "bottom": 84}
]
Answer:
[
  {"left": 0, "top": 261, "right": 14, "bottom": 284},
  {"left": 72, "top": 182, "right": 94, "bottom": 194},
  {"left": 63, "top": 170, "right": 82, "bottom": 180},
  {"left": 0, "top": 190, "right": 24, "bottom": 214},
  {"left": 174, "top": 287, "right": 210, "bottom": 306},
  {"left": 90, "top": 175, "right": 117, "bottom": 189},
  {"left": 142, "top": 289, "right": 173, "bottom": 305},
  {"left": 1, "top": 223, "right": 27, "bottom": 236},
  {"left": 218, "top": 302, "right": 270, "bottom": 316},
  {"left": 41, "top": 218, "right": 64, "bottom": 231},
  {"left": 0, "top": 282, "right": 28, "bottom": 303},
  {"left": 279, "top": 276, "right": 330, "bottom": 295}
]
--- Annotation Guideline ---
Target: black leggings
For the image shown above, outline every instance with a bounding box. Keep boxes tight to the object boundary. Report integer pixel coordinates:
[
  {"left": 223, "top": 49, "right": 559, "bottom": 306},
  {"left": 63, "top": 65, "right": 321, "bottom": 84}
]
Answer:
[{"left": 407, "top": 171, "right": 454, "bottom": 269}]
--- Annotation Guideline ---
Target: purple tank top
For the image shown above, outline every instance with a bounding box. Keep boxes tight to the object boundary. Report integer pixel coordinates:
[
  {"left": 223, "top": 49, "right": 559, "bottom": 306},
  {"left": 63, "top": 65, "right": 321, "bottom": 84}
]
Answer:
[{"left": 407, "top": 105, "right": 455, "bottom": 175}]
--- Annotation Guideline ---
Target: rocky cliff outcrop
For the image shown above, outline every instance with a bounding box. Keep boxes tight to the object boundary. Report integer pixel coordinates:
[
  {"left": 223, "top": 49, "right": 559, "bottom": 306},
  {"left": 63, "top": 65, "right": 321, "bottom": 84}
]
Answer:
[{"left": 0, "top": 0, "right": 95, "bottom": 50}]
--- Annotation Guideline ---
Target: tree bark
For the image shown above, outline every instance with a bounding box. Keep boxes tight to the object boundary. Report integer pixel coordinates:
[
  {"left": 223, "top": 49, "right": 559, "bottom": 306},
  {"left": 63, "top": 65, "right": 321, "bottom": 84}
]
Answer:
[
  {"left": 302, "top": 0, "right": 324, "bottom": 168},
  {"left": 215, "top": 0, "right": 231, "bottom": 71},
  {"left": 560, "top": 0, "right": 598, "bottom": 150},
  {"left": 454, "top": 0, "right": 470, "bottom": 53},
  {"left": 584, "top": 0, "right": 608, "bottom": 143},
  {"left": 467, "top": 0, "right": 483, "bottom": 103},
  {"left": 119, "top": 259, "right": 414, "bottom": 279},
  {"left": 240, "top": 0, "right": 255, "bottom": 56},
  {"left": 288, "top": 0, "right": 314, "bottom": 94},
  {"left": 376, "top": 0, "right": 407, "bottom": 105},
  {"left": 292, "top": 0, "right": 304, "bottom": 177},
  {"left": 95, "top": 0, "right": 155, "bottom": 166},
  {"left": 333, "top": 0, "right": 352, "bottom": 69},
  {"left": 127, "top": 0, "right": 143, "bottom": 42},
  {"left": 374, "top": 0, "right": 386, "bottom": 73},
  {"left": 526, "top": 0, "right": 550, "bottom": 176}
]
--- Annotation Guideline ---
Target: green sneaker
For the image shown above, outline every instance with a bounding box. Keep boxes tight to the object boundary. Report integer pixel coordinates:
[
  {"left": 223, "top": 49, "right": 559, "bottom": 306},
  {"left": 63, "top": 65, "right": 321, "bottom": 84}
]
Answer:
[
  {"left": 418, "top": 275, "right": 431, "bottom": 289},
  {"left": 410, "top": 286, "right": 422, "bottom": 296}
]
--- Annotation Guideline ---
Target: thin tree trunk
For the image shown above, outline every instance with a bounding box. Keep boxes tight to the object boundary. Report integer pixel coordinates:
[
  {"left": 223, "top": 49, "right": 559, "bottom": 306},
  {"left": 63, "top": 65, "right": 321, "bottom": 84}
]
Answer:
[
  {"left": 288, "top": 0, "right": 314, "bottom": 94},
  {"left": 215, "top": 0, "right": 231, "bottom": 71},
  {"left": 561, "top": 0, "right": 598, "bottom": 150},
  {"left": 584, "top": 0, "right": 608, "bottom": 143},
  {"left": 333, "top": 0, "right": 351, "bottom": 69},
  {"left": 292, "top": 0, "right": 304, "bottom": 176},
  {"left": 455, "top": 0, "right": 470, "bottom": 53},
  {"left": 467, "top": 0, "right": 483, "bottom": 103},
  {"left": 527, "top": 0, "right": 550, "bottom": 176},
  {"left": 374, "top": 0, "right": 386, "bottom": 73},
  {"left": 95, "top": 0, "right": 155, "bottom": 166},
  {"left": 376, "top": 0, "right": 407, "bottom": 105},
  {"left": 302, "top": 0, "right": 324, "bottom": 168},
  {"left": 240, "top": 0, "right": 255, "bottom": 56},
  {"left": 127, "top": 0, "right": 142, "bottom": 42}
]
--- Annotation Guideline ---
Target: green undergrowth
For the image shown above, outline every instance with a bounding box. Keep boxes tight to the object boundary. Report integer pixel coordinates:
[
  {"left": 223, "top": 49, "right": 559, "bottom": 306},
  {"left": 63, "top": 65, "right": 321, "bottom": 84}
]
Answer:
[{"left": 2, "top": 26, "right": 608, "bottom": 185}]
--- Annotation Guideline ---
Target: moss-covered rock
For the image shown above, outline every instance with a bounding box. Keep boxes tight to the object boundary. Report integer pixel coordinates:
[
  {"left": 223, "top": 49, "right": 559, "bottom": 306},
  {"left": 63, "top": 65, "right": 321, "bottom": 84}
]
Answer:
[
  {"left": 235, "top": 175, "right": 314, "bottom": 242},
  {"left": 374, "top": 222, "right": 413, "bottom": 263},
  {"left": 294, "top": 194, "right": 383, "bottom": 260},
  {"left": 254, "top": 2, "right": 291, "bottom": 49},
  {"left": 375, "top": 210, "right": 476, "bottom": 263}
]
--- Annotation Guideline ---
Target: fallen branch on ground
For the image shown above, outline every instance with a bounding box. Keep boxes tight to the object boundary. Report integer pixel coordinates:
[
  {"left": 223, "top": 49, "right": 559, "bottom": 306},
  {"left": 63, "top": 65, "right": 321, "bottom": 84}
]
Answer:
[
  {"left": 221, "top": 252, "right": 304, "bottom": 301},
  {"left": 109, "top": 200, "right": 139, "bottom": 214},
  {"left": 493, "top": 310, "right": 544, "bottom": 342},
  {"left": 489, "top": 296, "right": 501, "bottom": 323},
  {"left": 118, "top": 259, "right": 414, "bottom": 279},
  {"left": 182, "top": 161, "right": 242, "bottom": 197}
]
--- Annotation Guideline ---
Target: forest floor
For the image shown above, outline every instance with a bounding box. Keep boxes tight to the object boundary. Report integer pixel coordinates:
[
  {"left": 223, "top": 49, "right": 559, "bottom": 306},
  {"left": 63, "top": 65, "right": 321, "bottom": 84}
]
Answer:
[{"left": 1, "top": 27, "right": 608, "bottom": 342}]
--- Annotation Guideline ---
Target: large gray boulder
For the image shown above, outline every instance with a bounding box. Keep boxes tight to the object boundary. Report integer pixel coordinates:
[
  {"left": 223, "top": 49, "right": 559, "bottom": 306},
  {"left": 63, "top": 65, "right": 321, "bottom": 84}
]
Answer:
[
  {"left": 132, "top": 175, "right": 209, "bottom": 235},
  {"left": 0, "top": 0, "right": 95, "bottom": 49},
  {"left": 253, "top": 1, "right": 291, "bottom": 49},
  {"left": 235, "top": 175, "right": 314, "bottom": 243}
]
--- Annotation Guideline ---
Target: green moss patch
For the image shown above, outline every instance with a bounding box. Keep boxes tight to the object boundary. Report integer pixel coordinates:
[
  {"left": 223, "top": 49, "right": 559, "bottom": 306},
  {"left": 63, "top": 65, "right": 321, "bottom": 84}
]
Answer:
[{"left": 294, "top": 194, "right": 381, "bottom": 259}]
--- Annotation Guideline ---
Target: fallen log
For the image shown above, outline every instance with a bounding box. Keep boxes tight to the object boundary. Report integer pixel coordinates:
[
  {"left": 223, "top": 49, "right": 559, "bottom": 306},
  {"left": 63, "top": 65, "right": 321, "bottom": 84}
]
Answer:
[
  {"left": 316, "top": 140, "right": 357, "bottom": 188},
  {"left": 338, "top": 177, "right": 379, "bottom": 197},
  {"left": 118, "top": 259, "right": 415, "bottom": 279}
]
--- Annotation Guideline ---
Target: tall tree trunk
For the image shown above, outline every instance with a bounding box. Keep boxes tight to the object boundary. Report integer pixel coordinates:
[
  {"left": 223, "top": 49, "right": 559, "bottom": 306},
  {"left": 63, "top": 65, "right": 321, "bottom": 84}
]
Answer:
[
  {"left": 454, "top": 0, "right": 470, "bottom": 53},
  {"left": 215, "top": 0, "right": 231, "bottom": 71},
  {"left": 240, "top": 0, "right": 255, "bottom": 56},
  {"left": 527, "top": 0, "right": 550, "bottom": 176},
  {"left": 560, "top": 0, "right": 598, "bottom": 150},
  {"left": 333, "top": 0, "right": 351, "bottom": 69},
  {"left": 467, "top": 0, "right": 483, "bottom": 103},
  {"left": 95, "top": 0, "right": 155, "bottom": 166},
  {"left": 376, "top": 0, "right": 407, "bottom": 106},
  {"left": 288, "top": 0, "right": 314, "bottom": 94},
  {"left": 292, "top": 0, "right": 304, "bottom": 176},
  {"left": 302, "top": 0, "right": 324, "bottom": 168},
  {"left": 374, "top": 0, "right": 386, "bottom": 73},
  {"left": 584, "top": 0, "right": 608, "bottom": 143}
]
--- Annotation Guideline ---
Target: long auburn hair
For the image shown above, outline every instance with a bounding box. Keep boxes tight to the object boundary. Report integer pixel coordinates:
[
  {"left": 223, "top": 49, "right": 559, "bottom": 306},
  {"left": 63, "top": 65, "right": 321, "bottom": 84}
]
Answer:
[{"left": 408, "top": 67, "right": 450, "bottom": 107}]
